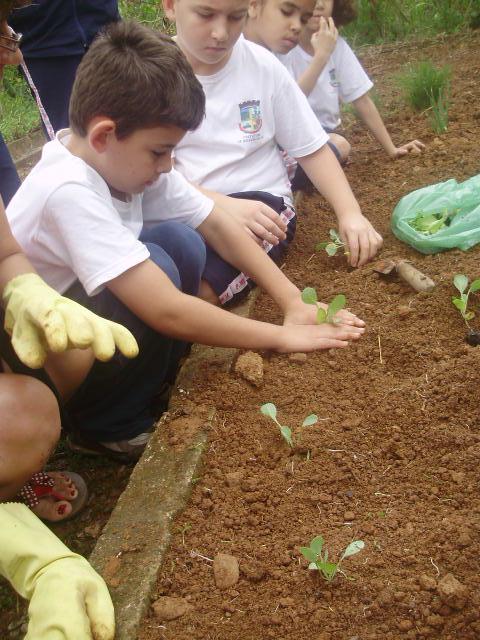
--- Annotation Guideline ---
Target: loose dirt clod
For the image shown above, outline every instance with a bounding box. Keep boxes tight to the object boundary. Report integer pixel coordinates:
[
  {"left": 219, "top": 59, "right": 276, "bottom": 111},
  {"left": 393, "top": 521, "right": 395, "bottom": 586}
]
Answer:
[
  {"left": 152, "top": 597, "right": 193, "bottom": 621},
  {"left": 419, "top": 574, "right": 437, "bottom": 591},
  {"left": 213, "top": 553, "right": 240, "bottom": 589},
  {"left": 234, "top": 351, "right": 264, "bottom": 387},
  {"left": 288, "top": 352, "right": 307, "bottom": 363},
  {"left": 437, "top": 573, "right": 469, "bottom": 610}
]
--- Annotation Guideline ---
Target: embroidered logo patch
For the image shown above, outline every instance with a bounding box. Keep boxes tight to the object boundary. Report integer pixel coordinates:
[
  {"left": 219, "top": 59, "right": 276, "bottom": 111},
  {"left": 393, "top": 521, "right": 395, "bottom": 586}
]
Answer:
[
  {"left": 238, "top": 100, "right": 262, "bottom": 133},
  {"left": 329, "top": 68, "right": 339, "bottom": 87}
]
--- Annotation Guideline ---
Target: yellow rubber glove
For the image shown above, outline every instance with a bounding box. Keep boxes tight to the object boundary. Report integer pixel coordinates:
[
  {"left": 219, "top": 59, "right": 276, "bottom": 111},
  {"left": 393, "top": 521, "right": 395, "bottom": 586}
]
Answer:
[
  {"left": 0, "top": 503, "right": 115, "bottom": 640},
  {"left": 2, "top": 273, "right": 139, "bottom": 368}
]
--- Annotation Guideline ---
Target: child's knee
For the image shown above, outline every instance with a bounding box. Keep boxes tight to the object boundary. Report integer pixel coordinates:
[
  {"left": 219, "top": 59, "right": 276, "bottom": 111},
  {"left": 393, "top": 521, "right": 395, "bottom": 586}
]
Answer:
[{"left": 329, "top": 134, "right": 351, "bottom": 162}]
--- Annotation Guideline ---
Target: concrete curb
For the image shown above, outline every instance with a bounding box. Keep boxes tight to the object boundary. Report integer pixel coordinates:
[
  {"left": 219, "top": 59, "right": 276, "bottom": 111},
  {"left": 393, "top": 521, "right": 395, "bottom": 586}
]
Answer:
[
  {"left": 9, "top": 129, "right": 45, "bottom": 173},
  {"left": 89, "top": 291, "right": 258, "bottom": 640}
]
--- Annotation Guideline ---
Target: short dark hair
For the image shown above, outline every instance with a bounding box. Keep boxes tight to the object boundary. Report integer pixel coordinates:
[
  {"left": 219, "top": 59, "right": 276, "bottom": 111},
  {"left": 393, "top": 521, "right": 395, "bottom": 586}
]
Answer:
[
  {"left": 69, "top": 20, "right": 205, "bottom": 139},
  {"left": 332, "top": 0, "right": 357, "bottom": 27}
]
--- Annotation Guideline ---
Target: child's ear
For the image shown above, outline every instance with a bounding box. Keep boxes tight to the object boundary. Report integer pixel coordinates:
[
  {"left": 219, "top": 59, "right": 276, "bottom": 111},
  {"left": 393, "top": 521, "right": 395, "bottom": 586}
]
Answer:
[
  {"left": 162, "top": 0, "right": 176, "bottom": 21},
  {"left": 248, "top": 0, "right": 260, "bottom": 19},
  {"left": 88, "top": 119, "right": 116, "bottom": 153}
]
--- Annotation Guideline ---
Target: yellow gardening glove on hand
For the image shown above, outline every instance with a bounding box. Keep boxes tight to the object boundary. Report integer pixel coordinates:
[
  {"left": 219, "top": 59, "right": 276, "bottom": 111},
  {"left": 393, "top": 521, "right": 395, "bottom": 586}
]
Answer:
[
  {"left": 0, "top": 503, "right": 115, "bottom": 640},
  {"left": 3, "top": 273, "right": 139, "bottom": 368}
]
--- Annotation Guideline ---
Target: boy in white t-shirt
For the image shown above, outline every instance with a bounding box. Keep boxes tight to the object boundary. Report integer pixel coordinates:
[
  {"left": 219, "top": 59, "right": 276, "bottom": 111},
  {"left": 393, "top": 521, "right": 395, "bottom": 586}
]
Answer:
[
  {"left": 7, "top": 21, "right": 366, "bottom": 461},
  {"left": 246, "top": 0, "right": 425, "bottom": 189},
  {"left": 164, "top": 0, "right": 382, "bottom": 291}
]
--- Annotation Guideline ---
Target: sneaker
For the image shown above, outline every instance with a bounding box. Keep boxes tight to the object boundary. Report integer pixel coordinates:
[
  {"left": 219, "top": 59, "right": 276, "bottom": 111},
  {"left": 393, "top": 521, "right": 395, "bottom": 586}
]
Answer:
[{"left": 68, "top": 430, "right": 151, "bottom": 463}]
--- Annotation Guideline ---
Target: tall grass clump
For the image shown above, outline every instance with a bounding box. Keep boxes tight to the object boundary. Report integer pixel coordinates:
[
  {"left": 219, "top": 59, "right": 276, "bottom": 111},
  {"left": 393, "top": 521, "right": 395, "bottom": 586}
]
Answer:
[
  {"left": 398, "top": 61, "right": 451, "bottom": 112},
  {"left": 343, "top": 0, "right": 478, "bottom": 46}
]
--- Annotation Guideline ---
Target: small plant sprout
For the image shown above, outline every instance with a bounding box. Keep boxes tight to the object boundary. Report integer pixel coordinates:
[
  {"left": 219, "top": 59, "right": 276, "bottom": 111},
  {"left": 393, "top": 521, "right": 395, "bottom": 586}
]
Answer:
[
  {"left": 299, "top": 536, "right": 365, "bottom": 582},
  {"left": 260, "top": 403, "right": 318, "bottom": 448},
  {"left": 301, "top": 287, "right": 346, "bottom": 325},
  {"left": 316, "top": 229, "right": 349, "bottom": 257},
  {"left": 452, "top": 274, "right": 480, "bottom": 326}
]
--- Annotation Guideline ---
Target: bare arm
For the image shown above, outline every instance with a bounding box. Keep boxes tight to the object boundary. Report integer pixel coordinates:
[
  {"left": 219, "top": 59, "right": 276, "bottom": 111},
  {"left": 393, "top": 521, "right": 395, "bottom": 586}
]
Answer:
[
  {"left": 297, "top": 144, "right": 382, "bottom": 267},
  {"left": 107, "top": 258, "right": 364, "bottom": 353},
  {"left": 353, "top": 93, "right": 425, "bottom": 159},
  {"left": 296, "top": 18, "right": 338, "bottom": 96},
  {"left": 0, "top": 199, "right": 35, "bottom": 294}
]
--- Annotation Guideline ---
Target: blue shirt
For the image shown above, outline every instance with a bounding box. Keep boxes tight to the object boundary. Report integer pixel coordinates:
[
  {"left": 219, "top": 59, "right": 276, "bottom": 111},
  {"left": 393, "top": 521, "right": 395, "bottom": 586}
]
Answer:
[{"left": 9, "top": 0, "right": 119, "bottom": 57}]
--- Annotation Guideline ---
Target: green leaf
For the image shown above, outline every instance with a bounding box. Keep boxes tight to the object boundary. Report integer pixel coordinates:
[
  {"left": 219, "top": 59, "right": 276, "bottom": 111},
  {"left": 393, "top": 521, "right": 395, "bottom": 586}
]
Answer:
[
  {"left": 260, "top": 403, "right": 277, "bottom": 420},
  {"left": 308, "top": 562, "right": 318, "bottom": 570},
  {"left": 465, "top": 311, "right": 475, "bottom": 321},
  {"left": 329, "top": 228, "right": 341, "bottom": 242},
  {"left": 315, "top": 242, "right": 329, "bottom": 251},
  {"left": 301, "top": 287, "right": 318, "bottom": 305},
  {"left": 319, "top": 561, "right": 338, "bottom": 582},
  {"left": 310, "top": 536, "right": 325, "bottom": 555},
  {"left": 326, "top": 294, "right": 346, "bottom": 322},
  {"left": 340, "top": 540, "right": 365, "bottom": 561},
  {"left": 452, "top": 297, "right": 466, "bottom": 313},
  {"left": 299, "top": 547, "right": 319, "bottom": 563},
  {"left": 454, "top": 274, "right": 468, "bottom": 294},
  {"left": 316, "top": 307, "right": 327, "bottom": 324},
  {"left": 302, "top": 414, "right": 318, "bottom": 427},
  {"left": 280, "top": 425, "right": 293, "bottom": 447},
  {"left": 470, "top": 279, "right": 480, "bottom": 293},
  {"left": 325, "top": 243, "right": 338, "bottom": 256}
]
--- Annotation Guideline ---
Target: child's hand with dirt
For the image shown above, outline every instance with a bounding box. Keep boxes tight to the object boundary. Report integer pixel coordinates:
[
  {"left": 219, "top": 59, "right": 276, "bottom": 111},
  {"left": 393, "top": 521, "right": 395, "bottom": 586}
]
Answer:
[
  {"left": 388, "top": 138, "right": 426, "bottom": 159},
  {"left": 311, "top": 17, "right": 338, "bottom": 61},
  {"left": 276, "top": 319, "right": 364, "bottom": 352},
  {"left": 338, "top": 210, "right": 383, "bottom": 268},
  {"left": 283, "top": 296, "right": 365, "bottom": 329}
]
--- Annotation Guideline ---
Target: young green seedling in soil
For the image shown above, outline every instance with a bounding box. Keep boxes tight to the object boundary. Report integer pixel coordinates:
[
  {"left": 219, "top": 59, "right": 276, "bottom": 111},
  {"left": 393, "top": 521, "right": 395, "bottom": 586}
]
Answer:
[
  {"left": 316, "top": 228, "right": 349, "bottom": 257},
  {"left": 260, "top": 403, "right": 318, "bottom": 448},
  {"left": 299, "top": 536, "right": 365, "bottom": 582},
  {"left": 452, "top": 274, "right": 480, "bottom": 326},
  {"left": 301, "top": 287, "right": 346, "bottom": 325}
]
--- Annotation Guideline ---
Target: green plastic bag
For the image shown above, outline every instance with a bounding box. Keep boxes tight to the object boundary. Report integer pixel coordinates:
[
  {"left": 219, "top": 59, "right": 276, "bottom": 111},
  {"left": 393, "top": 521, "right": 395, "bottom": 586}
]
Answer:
[{"left": 391, "top": 174, "right": 480, "bottom": 254}]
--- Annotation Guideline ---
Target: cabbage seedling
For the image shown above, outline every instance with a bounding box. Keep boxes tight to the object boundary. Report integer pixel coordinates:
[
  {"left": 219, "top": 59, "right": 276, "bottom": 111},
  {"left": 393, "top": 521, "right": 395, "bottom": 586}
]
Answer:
[
  {"left": 301, "top": 287, "right": 346, "bottom": 324},
  {"left": 452, "top": 274, "right": 480, "bottom": 326},
  {"left": 260, "top": 403, "right": 318, "bottom": 448},
  {"left": 316, "top": 228, "right": 349, "bottom": 256},
  {"left": 299, "top": 536, "right": 364, "bottom": 582}
]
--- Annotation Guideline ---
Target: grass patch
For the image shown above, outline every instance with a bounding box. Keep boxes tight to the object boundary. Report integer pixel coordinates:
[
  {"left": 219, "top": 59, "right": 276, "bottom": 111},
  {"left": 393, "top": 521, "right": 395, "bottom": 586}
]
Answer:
[
  {"left": 397, "top": 60, "right": 451, "bottom": 112},
  {"left": 119, "top": 0, "right": 174, "bottom": 34},
  {"left": 343, "top": 0, "right": 477, "bottom": 46},
  {"left": 0, "top": 66, "right": 39, "bottom": 143}
]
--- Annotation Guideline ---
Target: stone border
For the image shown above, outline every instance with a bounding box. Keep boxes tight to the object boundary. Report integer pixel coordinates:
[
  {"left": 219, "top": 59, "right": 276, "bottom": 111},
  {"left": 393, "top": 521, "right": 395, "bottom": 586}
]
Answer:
[
  {"left": 89, "top": 291, "right": 258, "bottom": 640},
  {"left": 9, "top": 128, "right": 45, "bottom": 173}
]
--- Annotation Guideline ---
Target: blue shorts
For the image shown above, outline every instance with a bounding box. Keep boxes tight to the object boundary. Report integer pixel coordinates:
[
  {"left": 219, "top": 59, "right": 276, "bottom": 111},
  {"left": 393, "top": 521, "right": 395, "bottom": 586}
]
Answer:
[{"left": 202, "top": 190, "right": 296, "bottom": 305}]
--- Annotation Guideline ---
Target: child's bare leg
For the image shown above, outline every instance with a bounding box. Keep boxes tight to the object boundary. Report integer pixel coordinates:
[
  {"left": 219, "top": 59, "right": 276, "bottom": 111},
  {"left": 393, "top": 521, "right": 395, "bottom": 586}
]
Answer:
[
  {"left": 0, "top": 374, "right": 60, "bottom": 501},
  {"left": 329, "top": 133, "right": 351, "bottom": 163},
  {"left": 198, "top": 279, "right": 220, "bottom": 305}
]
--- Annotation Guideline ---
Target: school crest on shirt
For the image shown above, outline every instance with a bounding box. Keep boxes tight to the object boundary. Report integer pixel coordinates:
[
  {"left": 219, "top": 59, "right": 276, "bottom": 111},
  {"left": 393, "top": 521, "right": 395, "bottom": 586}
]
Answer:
[
  {"left": 238, "top": 100, "right": 262, "bottom": 134},
  {"left": 329, "top": 68, "right": 340, "bottom": 87}
]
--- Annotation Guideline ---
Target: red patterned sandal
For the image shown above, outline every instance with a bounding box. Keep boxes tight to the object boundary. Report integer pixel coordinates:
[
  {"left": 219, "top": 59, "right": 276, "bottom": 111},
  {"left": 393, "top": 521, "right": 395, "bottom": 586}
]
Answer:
[{"left": 16, "top": 471, "right": 88, "bottom": 522}]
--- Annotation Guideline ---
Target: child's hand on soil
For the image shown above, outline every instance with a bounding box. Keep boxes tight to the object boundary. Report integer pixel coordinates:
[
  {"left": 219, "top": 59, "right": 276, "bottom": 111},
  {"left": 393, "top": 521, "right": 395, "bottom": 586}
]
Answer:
[
  {"left": 388, "top": 139, "right": 426, "bottom": 159},
  {"left": 276, "top": 321, "right": 364, "bottom": 353},
  {"left": 284, "top": 297, "right": 365, "bottom": 328},
  {"left": 311, "top": 17, "right": 338, "bottom": 59},
  {"left": 338, "top": 212, "right": 383, "bottom": 268},
  {"left": 225, "top": 197, "right": 287, "bottom": 246}
]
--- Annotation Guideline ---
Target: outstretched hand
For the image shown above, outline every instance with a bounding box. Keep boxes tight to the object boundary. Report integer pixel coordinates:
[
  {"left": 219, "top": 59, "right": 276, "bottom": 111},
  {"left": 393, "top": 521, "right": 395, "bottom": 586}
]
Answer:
[
  {"left": 225, "top": 197, "right": 288, "bottom": 246},
  {"left": 3, "top": 273, "right": 139, "bottom": 368},
  {"left": 389, "top": 139, "right": 425, "bottom": 159}
]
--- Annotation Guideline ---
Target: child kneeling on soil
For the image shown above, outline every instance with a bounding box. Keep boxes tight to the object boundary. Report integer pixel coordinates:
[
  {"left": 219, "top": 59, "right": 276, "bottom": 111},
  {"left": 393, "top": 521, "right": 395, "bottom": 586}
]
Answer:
[
  {"left": 164, "top": 0, "right": 382, "bottom": 282},
  {"left": 7, "top": 20, "right": 366, "bottom": 463},
  {"left": 244, "top": 0, "right": 425, "bottom": 190}
]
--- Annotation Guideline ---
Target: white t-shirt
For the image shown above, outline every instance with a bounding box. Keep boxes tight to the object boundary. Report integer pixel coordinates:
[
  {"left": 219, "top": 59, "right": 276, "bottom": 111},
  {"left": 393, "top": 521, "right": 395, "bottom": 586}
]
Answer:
[
  {"left": 173, "top": 36, "right": 328, "bottom": 205},
  {"left": 7, "top": 130, "right": 214, "bottom": 296},
  {"left": 279, "top": 37, "right": 373, "bottom": 131}
]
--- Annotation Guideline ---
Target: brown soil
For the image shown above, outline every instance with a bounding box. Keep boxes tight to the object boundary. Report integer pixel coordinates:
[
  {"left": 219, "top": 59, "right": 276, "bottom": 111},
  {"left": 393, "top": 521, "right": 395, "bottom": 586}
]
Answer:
[{"left": 140, "top": 32, "right": 480, "bottom": 640}]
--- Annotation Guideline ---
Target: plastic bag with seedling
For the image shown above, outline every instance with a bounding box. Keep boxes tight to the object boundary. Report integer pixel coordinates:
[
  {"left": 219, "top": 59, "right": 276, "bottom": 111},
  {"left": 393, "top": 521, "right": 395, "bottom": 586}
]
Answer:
[
  {"left": 316, "top": 229, "right": 349, "bottom": 257},
  {"left": 299, "top": 536, "right": 364, "bottom": 582},
  {"left": 260, "top": 403, "right": 318, "bottom": 449},
  {"left": 408, "top": 208, "right": 458, "bottom": 235},
  {"left": 301, "top": 287, "right": 346, "bottom": 324}
]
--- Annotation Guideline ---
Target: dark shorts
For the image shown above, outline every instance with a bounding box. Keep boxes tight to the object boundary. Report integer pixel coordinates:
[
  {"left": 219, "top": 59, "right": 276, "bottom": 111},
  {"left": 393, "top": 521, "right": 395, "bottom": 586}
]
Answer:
[{"left": 202, "top": 190, "right": 296, "bottom": 306}]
